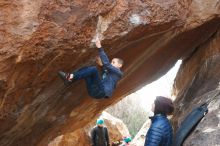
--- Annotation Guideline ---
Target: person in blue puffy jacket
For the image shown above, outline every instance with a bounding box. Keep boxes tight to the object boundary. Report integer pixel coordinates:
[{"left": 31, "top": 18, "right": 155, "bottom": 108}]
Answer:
[
  {"left": 144, "top": 96, "right": 174, "bottom": 146},
  {"left": 58, "top": 37, "right": 123, "bottom": 99}
]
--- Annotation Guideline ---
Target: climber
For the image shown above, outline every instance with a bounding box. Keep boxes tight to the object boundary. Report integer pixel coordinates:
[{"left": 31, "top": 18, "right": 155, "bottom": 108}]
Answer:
[
  {"left": 91, "top": 118, "right": 110, "bottom": 146},
  {"left": 58, "top": 37, "right": 123, "bottom": 99}
]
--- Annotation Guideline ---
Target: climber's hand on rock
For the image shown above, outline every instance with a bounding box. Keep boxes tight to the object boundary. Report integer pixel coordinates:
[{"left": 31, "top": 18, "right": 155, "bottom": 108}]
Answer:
[{"left": 95, "top": 37, "right": 102, "bottom": 48}]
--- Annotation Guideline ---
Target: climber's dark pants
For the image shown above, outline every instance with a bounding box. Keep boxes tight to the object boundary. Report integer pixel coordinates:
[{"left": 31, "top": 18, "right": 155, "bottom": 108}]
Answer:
[{"left": 72, "top": 66, "right": 106, "bottom": 99}]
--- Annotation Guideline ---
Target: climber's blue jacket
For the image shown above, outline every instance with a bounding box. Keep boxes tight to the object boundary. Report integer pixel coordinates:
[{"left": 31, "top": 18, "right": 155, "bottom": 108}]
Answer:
[{"left": 99, "top": 48, "right": 123, "bottom": 97}]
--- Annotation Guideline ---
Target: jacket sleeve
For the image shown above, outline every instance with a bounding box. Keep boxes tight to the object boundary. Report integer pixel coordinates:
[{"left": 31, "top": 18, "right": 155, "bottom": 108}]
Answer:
[
  {"left": 98, "top": 48, "right": 123, "bottom": 76},
  {"left": 91, "top": 128, "right": 96, "bottom": 146},
  {"left": 105, "top": 127, "right": 110, "bottom": 146},
  {"left": 144, "top": 125, "right": 163, "bottom": 146}
]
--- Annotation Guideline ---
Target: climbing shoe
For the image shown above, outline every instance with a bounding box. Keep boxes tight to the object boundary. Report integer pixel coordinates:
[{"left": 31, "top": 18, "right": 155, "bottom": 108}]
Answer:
[{"left": 58, "top": 71, "right": 73, "bottom": 86}]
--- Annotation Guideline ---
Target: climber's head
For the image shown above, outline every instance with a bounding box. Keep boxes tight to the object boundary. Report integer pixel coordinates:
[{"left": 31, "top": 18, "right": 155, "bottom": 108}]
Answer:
[
  {"left": 96, "top": 56, "right": 123, "bottom": 69},
  {"left": 111, "top": 58, "right": 123, "bottom": 68}
]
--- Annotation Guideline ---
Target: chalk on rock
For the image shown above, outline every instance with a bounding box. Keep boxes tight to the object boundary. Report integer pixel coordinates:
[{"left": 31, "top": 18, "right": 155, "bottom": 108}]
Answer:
[
  {"left": 129, "top": 14, "right": 143, "bottom": 26},
  {"left": 91, "top": 35, "right": 98, "bottom": 43},
  {"left": 81, "top": 49, "right": 86, "bottom": 53}
]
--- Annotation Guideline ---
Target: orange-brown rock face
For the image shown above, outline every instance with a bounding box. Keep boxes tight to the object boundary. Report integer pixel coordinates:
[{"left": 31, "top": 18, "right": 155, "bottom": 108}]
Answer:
[
  {"left": 0, "top": 0, "right": 219, "bottom": 146},
  {"left": 172, "top": 30, "right": 220, "bottom": 145},
  {"left": 48, "top": 112, "right": 130, "bottom": 146}
]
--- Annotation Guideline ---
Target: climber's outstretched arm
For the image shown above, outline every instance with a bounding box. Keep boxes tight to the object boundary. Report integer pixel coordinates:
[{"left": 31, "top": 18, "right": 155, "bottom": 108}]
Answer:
[{"left": 95, "top": 38, "right": 111, "bottom": 66}]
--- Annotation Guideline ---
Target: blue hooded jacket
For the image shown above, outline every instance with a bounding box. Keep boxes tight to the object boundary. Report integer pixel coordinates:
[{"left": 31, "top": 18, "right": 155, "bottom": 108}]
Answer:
[
  {"left": 144, "top": 114, "right": 173, "bottom": 146},
  {"left": 98, "top": 48, "right": 123, "bottom": 97}
]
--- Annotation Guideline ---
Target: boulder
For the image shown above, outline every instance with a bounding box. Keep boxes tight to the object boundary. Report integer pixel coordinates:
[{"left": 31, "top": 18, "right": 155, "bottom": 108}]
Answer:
[
  {"left": 48, "top": 111, "right": 130, "bottom": 146},
  {"left": 172, "top": 29, "right": 220, "bottom": 145},
  {"left": 0, "top": 0, "right": 219, "bottom": 145},
  {"left": 130, "top": 118, "right": 151, "bottom": 146}
]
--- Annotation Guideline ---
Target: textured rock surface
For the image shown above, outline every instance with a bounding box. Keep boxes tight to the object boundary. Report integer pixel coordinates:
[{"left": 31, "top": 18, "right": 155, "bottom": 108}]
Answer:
[
  {"left": 172, "top": 29, "right": 220, "bottom": 145},
  {"left": 48, "top": 112, "right": 130, "bottom": 146},
  {"left": 0, "top": 0, "right": 220, "bottom": 146},
  {"left": 102, "top": 112, "right": 130, "bottom": 142}
]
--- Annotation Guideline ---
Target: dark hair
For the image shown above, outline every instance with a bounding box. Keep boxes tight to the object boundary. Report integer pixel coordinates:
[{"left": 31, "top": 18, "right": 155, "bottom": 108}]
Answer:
[
  {"left": 154, "top": 96, "right": 174, "bottom": 115},
  {"left": 116, "top": 58, "right": 124, "bottom": 65}
]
